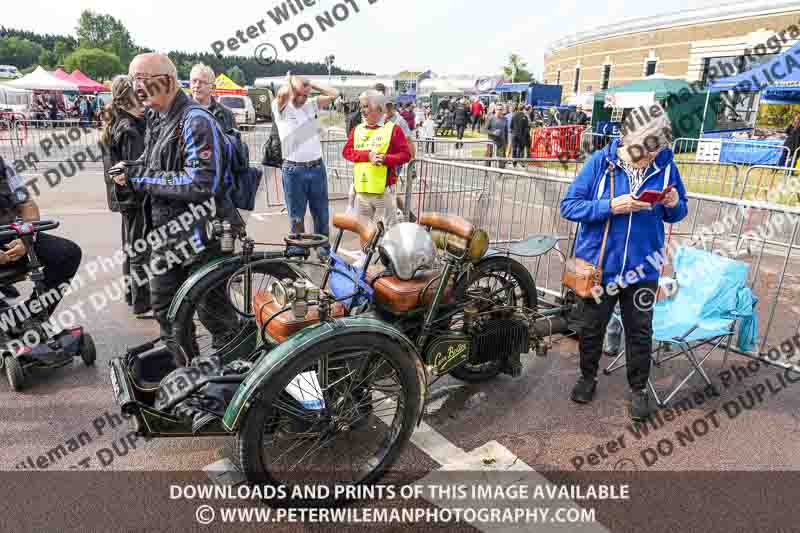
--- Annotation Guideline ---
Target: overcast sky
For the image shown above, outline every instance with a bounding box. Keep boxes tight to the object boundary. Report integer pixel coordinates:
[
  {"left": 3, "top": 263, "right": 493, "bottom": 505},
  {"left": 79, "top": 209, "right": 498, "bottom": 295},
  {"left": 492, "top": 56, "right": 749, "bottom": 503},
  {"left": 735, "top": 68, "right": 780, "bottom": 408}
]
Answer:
[{"left": 6, "top": 0, "right": 720, "bottom": 76}]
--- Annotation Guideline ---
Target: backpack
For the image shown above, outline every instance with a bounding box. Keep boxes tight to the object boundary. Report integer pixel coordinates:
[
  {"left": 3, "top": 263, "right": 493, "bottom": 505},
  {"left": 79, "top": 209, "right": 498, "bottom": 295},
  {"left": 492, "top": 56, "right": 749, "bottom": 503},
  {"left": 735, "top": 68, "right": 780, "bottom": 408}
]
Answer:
[
  {"left": 179, "top": 106, "right": 263, "bottom": 211},
  {"left": 261, "top": 121, "right": 282, "bottom": 168}
]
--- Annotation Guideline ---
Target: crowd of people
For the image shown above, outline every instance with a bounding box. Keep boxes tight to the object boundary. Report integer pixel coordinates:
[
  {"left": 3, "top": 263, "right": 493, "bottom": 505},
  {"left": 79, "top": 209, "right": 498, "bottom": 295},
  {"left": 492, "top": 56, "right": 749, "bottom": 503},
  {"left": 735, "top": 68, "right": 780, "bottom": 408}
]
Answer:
[{"left": 28, "top": 93, "right": 100, "bottom": 126}]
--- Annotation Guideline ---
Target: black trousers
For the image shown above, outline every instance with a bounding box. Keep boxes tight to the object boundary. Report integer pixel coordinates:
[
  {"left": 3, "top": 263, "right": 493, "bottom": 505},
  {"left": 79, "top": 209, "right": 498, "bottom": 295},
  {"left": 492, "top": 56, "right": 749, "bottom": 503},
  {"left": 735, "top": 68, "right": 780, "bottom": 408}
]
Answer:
[
  {"left": 455, "top": 124, "right": 466, "bottom": 148},
  {"left": 578, "top": 279, "right": 658, "bottom": 390},
  {"left": 512, "top": 137, "right": 528, "bottom": 159},
  {"left": 149, "top": 240, "right": 237, "bottom": 366},
  {"left": 471, "top": 115, "right": 482, "bottom": 131},
  {"left": 23, "top": 233, "right": 82, "bottom": 317},
  {"left": 121, "top": 207, "right": 151, "bottom": 314}
]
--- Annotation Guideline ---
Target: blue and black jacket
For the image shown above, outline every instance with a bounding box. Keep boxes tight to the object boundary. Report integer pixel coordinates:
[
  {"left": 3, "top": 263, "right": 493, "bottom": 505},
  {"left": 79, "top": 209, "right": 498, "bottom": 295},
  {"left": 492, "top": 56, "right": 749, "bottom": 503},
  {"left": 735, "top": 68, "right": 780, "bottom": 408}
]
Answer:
[
  {"left": 560, "top": 139, "right": 689, "bottom": 285},
  {"left": 127, "top": 91, "right": 232, "bottom": 229}
]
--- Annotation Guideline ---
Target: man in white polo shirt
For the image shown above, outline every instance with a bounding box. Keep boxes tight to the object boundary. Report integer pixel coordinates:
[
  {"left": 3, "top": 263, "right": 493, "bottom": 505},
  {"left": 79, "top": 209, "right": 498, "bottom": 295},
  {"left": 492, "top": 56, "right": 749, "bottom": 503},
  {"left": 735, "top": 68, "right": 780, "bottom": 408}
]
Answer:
[{"left": 272, "top": 72, "right": 339, "bottom": 257}]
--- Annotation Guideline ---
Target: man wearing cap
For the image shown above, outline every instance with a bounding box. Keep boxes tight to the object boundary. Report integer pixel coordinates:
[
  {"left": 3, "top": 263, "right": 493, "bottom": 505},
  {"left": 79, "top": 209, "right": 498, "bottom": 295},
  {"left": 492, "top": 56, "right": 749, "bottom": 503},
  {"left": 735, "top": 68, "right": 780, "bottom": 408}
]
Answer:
[{"left": 560, "top": 111, "right": 688, "bottom": 421}]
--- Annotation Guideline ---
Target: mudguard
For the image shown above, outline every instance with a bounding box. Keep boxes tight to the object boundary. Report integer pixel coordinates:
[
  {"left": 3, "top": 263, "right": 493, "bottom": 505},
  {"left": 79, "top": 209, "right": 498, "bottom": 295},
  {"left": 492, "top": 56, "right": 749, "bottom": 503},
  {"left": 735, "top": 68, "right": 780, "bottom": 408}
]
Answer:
[
  {"left": 222, "top": 317, "right": 427, "bottom": 431},
  {"left": 166, "top": 251, "right": 283, "bottom": 323}
]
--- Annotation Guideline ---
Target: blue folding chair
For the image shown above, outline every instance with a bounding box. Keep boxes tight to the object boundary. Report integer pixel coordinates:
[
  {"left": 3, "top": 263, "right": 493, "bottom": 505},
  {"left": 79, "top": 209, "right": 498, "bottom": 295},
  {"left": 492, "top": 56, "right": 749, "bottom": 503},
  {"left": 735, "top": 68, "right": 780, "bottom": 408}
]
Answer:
[{"left": 603, "top": 246, "right": 759, "bottom": 407}]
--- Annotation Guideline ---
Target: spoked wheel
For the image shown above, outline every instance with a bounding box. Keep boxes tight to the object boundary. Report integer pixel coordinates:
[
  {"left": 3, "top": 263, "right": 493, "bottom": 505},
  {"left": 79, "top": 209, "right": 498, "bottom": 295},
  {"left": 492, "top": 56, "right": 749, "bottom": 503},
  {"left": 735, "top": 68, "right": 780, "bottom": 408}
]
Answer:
[
  {"left": 448, "top": 256, "right": 537, "bottom": 383},
  {"left": 237, "top": 332, "right": 422, "bottom": 499},
  {"left": 173, "top": 254, "right": 299, "bottom": 362}
]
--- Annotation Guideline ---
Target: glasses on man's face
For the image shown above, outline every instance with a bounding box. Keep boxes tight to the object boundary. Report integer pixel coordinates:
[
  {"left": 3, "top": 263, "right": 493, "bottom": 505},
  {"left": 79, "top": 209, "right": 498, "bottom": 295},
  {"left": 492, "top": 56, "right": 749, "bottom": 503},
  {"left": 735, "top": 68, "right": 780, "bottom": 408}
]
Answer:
[
  {"left": 132, "top": 74, "right": 170, "bottom": 87},
  {"left": 190, "top": 79, "right": 211, "bottom": 87}
]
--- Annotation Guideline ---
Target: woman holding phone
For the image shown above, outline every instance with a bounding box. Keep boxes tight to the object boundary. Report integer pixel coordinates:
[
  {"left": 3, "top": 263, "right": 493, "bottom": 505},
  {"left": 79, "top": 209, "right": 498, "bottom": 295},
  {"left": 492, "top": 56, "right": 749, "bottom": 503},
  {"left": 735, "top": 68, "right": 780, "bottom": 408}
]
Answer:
[
  {"left": 560, "top": 113, "right": 688, "bottom": 421},
  {"left": 101, "top": 75, "right": 151, "bottom": 318}
]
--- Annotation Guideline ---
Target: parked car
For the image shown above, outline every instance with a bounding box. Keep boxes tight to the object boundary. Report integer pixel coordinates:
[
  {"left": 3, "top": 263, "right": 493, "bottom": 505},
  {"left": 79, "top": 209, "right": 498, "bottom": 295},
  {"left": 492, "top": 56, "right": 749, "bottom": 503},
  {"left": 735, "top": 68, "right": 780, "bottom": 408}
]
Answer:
[
  {"left": 0, "top": 65, "right": 22, "bottom": 80},
  {"left": 219, "top": 95, "right": 256, "bottom": 129}
]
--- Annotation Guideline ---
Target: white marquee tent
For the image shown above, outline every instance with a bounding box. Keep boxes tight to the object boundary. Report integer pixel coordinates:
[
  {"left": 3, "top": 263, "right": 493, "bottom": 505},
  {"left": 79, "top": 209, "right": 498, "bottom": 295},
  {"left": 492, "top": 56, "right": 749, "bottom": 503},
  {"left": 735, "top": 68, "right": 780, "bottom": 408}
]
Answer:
[{"left": 3, "top": 66, "right": 79, "bottom": 91}]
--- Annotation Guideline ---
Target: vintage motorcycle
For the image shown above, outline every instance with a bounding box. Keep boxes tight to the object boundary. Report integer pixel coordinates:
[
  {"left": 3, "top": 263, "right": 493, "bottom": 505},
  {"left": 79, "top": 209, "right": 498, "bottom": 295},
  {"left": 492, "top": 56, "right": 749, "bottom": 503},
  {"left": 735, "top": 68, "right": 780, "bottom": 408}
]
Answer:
[{"left": 109, "top": 212, "right": 567, "bottom": 493}]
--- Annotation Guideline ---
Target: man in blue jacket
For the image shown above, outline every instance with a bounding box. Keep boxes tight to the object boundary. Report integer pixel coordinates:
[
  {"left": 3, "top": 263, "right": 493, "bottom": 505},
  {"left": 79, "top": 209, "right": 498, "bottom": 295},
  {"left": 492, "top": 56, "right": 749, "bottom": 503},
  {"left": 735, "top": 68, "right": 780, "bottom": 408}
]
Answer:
[{"left": 560, "top": 112, "right": 688, "bottom": 420}]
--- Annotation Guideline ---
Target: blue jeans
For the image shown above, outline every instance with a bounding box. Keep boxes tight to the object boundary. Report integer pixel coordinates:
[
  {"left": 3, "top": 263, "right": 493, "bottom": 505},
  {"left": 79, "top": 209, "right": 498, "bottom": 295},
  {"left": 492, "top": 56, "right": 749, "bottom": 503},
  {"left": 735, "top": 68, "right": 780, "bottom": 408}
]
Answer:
[{"left": 281, "top": 162, "right": 331, "bottom": 253}]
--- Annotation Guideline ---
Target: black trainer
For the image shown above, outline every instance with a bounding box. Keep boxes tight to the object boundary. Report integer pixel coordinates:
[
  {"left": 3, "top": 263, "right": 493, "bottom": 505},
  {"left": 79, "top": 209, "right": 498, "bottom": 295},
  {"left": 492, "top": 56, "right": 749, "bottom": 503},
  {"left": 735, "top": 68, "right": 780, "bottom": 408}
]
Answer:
[
  {"left": 570, "top": 376, "right": 597, "bottom": 404},
  {"left": 630, "top": 389, "right": 653, "bottom": 421}
]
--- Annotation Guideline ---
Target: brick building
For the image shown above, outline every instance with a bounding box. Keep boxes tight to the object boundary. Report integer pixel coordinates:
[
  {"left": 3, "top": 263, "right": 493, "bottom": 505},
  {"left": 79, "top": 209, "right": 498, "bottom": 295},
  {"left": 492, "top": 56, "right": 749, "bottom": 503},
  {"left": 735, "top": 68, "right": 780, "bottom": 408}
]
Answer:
[{"left": 544, "top": 0, "right": 800, "bottom": 101}]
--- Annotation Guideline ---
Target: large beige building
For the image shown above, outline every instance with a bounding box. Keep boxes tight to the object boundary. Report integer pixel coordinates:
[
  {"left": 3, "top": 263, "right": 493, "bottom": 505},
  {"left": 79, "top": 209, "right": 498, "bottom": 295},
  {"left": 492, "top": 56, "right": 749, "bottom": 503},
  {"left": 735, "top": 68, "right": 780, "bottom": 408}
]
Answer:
[{"left": 544, "top": 0, "right": 800, "bottom": 100}]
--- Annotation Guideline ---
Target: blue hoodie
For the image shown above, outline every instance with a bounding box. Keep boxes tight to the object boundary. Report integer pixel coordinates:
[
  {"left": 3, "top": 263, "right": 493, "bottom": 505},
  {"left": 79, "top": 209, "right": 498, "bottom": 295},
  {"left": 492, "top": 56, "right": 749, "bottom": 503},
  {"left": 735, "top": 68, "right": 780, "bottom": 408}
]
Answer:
[{"left": 560, "top": 139, "right": 688, "bottom": 285}]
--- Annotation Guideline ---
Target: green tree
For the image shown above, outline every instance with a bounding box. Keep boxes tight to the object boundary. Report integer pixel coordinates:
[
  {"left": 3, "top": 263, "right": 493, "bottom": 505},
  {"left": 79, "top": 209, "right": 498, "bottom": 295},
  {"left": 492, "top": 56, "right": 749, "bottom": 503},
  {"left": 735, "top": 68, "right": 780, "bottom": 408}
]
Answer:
[
  {"left": 37, "top": 49, "right": 53, "bottom": 68},
  {"left": 53, "top": 40, "right": 68, "bottom": 64},
  {"left": 226, "top": 65, "right": 246, "bottom": 85},
  {"left": 64, "top": 47, "right": 122, "bottom": 81},
  {"left": 0, "top": 36, "right": 43, "bottom": 69},
  {"left": 502, "top": 53, "right": 533, "bottom": 83},
  {"left": 76, "top": 10, "right": 137, "bottom": 64}
]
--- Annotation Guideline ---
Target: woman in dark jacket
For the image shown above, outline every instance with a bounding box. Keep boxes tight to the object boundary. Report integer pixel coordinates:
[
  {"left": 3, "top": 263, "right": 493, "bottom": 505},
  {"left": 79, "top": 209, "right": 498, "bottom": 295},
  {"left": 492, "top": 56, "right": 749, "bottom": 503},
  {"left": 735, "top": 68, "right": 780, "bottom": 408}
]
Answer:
[
  {"left": 100, "top": 75, "right": 151, "bottom": 317},
  {"left": 560, "top": 112, "right": 689, "bottom": 421}
]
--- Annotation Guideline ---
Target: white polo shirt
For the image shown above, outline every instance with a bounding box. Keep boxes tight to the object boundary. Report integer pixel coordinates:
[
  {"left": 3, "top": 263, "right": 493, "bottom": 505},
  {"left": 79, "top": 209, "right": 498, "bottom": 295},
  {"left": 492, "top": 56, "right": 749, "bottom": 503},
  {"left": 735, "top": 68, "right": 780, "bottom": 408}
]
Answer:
[{"left": 271, "top": 97, "right": 323, "bottom": 163}]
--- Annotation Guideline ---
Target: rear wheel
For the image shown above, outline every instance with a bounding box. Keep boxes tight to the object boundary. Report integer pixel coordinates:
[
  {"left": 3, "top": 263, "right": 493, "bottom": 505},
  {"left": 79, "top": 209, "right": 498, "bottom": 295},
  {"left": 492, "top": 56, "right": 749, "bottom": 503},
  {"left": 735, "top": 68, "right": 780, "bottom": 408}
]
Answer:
[
  {"left": 173, "top": 253, "right": 300, "bottom": 362},
  {"left": 80, "top": 333, "right": 97, "bottom": 366},
  {"left": 237, "top": 332, "right": 422, "bottom": 499},
  {"left": 5, "top": 356, "right": 24, "bottom": 391},
  {"left": 448, "top": 256, "right": 537, "bottom": 383}
]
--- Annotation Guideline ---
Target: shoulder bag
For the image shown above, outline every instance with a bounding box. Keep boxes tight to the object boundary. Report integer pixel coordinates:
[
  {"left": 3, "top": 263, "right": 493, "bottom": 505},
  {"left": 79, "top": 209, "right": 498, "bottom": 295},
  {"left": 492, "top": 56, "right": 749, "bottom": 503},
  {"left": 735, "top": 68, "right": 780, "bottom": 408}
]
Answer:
[{"left": 562, "top": 163, "right": 615, "bottom": 299}]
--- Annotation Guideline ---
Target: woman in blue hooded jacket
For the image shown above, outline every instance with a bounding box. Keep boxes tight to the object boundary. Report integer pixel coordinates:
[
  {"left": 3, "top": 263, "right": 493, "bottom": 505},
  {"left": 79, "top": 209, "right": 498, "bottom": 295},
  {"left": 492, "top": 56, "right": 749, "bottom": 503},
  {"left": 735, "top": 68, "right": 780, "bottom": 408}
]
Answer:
[{"left": 559, "top": 113, "right": 688, "bottom": 420}]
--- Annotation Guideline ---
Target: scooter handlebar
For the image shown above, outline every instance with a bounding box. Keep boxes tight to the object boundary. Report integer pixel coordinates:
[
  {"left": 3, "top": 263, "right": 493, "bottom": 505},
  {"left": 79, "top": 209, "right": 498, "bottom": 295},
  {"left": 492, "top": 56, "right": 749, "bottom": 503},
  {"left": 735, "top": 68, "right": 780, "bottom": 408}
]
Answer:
[{"left": 0, "top": 220, "right": 59, "bottom": 240}]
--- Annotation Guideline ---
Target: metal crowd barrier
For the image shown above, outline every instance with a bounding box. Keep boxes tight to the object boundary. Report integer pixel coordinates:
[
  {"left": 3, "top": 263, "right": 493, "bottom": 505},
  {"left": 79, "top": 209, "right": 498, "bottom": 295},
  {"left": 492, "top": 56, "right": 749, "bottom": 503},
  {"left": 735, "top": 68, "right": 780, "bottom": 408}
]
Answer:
[
  {"left": 530, "top": 125, "right": 587, "bottom": 159},
  {"left": 673, "top": 136, "right": 790, "bottom": 168},
  {"left": 403, "top": 158, "right": 800, "bottom": 363}
]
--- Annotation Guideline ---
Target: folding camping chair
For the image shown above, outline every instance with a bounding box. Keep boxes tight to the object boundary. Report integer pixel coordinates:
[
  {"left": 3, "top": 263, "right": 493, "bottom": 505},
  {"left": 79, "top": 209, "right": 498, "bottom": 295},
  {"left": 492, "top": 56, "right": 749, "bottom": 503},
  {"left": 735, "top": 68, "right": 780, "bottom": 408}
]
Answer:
[{"left": 603, "top": 246, "right": 758, "bottom": 407}]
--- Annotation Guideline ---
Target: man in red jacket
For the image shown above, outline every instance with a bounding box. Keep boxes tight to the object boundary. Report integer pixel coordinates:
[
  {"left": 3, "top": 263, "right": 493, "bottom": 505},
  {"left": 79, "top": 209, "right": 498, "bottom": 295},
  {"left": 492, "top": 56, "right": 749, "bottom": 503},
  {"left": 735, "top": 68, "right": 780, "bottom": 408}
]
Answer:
[
  {"left": 471, "top": 98, "right": 485, "bottom": 132},
  {"left": 342, "top": 90, "right": 411, "bottom": 228}
]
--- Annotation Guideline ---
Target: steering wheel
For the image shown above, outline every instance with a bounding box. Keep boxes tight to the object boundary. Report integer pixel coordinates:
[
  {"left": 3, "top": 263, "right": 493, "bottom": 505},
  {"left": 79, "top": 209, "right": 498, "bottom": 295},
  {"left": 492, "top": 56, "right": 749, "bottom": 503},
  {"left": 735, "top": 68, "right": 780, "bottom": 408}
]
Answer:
[{"left": 284, "top": 233, "right": 329, "bottom": 250}]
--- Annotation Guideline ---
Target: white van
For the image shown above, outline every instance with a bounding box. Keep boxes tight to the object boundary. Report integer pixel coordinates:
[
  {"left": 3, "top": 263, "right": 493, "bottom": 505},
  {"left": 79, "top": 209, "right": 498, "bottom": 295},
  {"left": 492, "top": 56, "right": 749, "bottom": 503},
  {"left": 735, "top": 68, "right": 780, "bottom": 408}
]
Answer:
[
  {"left": 218, "top": 95, "right": 256, "bottom": 129},
  {"left": 0, "top": 65, "right": 22, "bottom": 80}
]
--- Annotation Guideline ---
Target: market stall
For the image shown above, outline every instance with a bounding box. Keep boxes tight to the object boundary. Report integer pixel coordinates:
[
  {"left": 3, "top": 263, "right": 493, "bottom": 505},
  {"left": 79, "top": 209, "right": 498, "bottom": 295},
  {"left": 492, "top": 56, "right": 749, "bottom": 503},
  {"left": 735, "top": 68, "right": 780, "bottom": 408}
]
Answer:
[
  {"left": 4, "top": 66, "right": 79, "bottom": 92},
  {"left": 701, "top": 40, "right": 800, "bottom": 165},
  {"left": 214, "top": 74, "right": 247, "bottom": 96},
  {"left": 68, "top": 70, "right": 106, "bottom": 93},
  {"left": 592, "top": 76, "right": 717, "bottom": 141}
]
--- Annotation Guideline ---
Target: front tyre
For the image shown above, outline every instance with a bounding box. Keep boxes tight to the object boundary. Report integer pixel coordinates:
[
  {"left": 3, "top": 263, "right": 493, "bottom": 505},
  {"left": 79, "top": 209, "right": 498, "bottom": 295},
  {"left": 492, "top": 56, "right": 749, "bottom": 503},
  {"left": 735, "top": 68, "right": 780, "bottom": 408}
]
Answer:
[
  {"left": 448, "top": 256, "right": 538, "bottom": 383},
  {"left": 237, "top": 332, "right": 423, "bottom": 499}
]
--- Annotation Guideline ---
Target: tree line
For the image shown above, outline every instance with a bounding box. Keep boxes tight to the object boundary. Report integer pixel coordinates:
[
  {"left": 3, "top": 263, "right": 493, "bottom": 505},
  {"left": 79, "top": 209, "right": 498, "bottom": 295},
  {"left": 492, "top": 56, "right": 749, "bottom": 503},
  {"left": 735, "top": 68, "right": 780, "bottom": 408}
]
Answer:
[{"left": 0, "top": 10, "right": 370, "bottom": 85}]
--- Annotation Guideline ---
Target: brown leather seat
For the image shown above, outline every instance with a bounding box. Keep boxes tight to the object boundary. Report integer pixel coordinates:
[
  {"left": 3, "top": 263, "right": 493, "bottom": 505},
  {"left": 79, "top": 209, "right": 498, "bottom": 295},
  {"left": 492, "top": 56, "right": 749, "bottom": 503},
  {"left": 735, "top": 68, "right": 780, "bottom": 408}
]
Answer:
[
  {"left": 418, "top": 212, "right": 474, "bottom": 240},
  {"left": 253, "top": 291, "right": 345, "bottom": 343},
  {"left": 332, "top": 212, "right": 377, "bottom": 243},
  {"left": 371, "top": 270, "right": 454, "bottom": 314}
]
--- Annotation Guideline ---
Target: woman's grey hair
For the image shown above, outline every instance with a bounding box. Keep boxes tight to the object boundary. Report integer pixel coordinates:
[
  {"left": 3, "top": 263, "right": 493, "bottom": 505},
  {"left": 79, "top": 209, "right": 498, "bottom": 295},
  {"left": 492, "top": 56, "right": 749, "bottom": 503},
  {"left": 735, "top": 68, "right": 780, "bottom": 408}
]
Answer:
[
  {"left": 620, "top": 108, "right": 673, "bottom": 159},
  {"left": 359, "top": 89, "right": 385, "bottom": 111}
]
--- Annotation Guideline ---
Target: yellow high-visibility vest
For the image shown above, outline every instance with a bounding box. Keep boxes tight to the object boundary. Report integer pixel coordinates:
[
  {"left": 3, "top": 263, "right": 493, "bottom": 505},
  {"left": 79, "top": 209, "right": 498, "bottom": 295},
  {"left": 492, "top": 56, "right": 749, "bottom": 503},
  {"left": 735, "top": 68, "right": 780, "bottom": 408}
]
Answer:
[{"left": 353, "top": 122, "right": 395, "bottom": 194}]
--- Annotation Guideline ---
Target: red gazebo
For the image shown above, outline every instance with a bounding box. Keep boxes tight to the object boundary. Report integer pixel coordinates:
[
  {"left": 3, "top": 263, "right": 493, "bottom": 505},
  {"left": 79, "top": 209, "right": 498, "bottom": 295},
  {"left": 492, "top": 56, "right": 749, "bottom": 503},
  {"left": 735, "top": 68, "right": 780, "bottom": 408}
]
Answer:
[{"left": 68, "top": 70, "right": 106, "bottom": 93}]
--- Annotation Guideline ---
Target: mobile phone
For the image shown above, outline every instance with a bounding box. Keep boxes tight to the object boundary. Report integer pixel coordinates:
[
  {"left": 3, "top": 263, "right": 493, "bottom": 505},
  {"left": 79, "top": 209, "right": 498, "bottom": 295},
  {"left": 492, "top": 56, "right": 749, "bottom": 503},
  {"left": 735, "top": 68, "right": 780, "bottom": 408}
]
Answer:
[{"left": 635, "top": 186, "right": 673, "bottom": 205}]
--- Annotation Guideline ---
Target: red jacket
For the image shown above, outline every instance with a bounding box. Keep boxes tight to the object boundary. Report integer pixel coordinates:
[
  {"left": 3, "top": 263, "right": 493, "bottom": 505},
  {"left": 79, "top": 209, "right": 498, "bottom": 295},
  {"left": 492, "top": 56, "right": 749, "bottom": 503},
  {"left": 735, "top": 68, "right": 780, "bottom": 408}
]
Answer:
[
  {"left": 342, "top": 123, "right": 411, "bottom": 187},
  {"left": 471, "top": 101, "right": 484, "bottom": 116}
]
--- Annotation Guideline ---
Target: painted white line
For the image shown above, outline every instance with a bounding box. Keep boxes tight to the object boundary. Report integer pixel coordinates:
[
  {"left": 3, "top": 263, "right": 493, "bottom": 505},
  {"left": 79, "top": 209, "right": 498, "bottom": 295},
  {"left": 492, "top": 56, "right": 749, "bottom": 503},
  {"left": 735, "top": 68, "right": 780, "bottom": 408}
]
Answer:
[{"left": 204, "top": 458, "right": 246, "bottom": 487}]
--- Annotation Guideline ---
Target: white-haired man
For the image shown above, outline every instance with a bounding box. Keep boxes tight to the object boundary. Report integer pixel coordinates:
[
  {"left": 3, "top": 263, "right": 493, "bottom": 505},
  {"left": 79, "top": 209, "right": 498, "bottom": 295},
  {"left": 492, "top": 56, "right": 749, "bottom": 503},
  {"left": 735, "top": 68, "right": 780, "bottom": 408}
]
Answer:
[
  {"left": 272, "top": 72, "right": 339, "bottom": 257},
  {"left": 190, "top": 63, "right": 235, "bottom": 132},
  {"left": 342, "top": 90, "right": 411, "bottom": 228}
]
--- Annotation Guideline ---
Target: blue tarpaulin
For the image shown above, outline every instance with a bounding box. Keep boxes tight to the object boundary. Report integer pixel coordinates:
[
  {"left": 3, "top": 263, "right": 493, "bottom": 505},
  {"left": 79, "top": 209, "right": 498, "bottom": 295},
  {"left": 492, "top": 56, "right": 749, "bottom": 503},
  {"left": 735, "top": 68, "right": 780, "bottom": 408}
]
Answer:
[
  {"left": 708, "top": 40, "right": 800, "bottom": 103},
  {"left": 719, "top": 139, "right": 785, "bottom": 165}
]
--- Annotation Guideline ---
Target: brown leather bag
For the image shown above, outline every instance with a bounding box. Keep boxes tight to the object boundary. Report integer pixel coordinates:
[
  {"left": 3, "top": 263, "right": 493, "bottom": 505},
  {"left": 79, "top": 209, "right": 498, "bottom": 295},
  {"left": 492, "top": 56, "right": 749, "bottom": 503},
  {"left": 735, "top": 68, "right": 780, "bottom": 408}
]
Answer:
[{"left": 563, "top": 164, "right": 615, "bottom": 299}]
